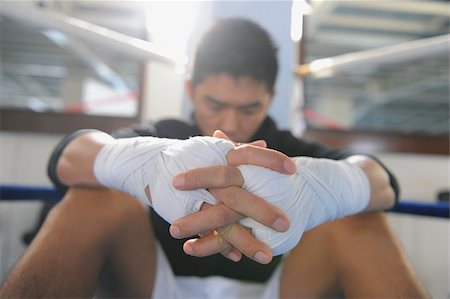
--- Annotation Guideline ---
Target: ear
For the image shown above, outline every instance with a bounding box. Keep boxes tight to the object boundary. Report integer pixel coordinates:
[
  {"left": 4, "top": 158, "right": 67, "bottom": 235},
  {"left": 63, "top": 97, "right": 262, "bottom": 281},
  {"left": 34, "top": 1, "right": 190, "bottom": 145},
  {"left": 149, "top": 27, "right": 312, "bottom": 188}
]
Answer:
[
  {"left": 185, "top": 78, "right": 194, "bottom": 102},
  {"left": 268, "top": 88, "right": 275, "bottom": 105}
]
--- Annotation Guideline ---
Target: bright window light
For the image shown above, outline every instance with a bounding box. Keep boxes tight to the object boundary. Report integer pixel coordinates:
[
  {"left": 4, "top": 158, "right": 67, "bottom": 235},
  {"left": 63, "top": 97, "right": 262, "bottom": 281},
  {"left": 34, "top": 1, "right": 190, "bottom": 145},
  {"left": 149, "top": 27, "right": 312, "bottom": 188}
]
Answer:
[{"left": 146, "top": 2, "right": 199, "bottom": 55}]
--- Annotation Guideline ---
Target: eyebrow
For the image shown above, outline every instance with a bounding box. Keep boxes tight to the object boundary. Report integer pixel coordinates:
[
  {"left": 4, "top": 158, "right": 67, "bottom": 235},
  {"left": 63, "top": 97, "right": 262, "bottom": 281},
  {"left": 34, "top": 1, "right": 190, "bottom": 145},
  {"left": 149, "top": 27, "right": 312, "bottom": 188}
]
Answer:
[{"left": 204, "top": 95, "right": 263, "bottom": 110}]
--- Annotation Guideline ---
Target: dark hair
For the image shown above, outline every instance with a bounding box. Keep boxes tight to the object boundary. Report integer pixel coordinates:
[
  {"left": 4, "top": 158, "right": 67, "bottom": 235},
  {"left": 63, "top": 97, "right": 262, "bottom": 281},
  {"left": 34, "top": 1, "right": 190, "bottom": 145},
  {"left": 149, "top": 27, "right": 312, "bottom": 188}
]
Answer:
[{"left": 191, "top": 18, "right": 278, "bottom": 93}]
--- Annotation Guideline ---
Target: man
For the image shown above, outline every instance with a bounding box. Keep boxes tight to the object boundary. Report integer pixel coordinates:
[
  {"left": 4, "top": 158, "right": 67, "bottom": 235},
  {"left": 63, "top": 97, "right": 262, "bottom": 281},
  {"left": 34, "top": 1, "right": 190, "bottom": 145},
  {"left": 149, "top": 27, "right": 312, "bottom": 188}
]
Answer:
[{"left": 0, "top": 18, "right": 427, "bottom": 298}]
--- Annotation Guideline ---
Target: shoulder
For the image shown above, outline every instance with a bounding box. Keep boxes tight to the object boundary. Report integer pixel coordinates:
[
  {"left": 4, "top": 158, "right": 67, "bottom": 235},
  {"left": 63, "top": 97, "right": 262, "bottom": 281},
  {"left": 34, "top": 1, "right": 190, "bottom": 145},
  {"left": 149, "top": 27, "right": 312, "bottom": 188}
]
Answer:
[
  {"left": 153, "top": 119, "right": 199, "bottom": 139},
  {"left": 111, "top": 118, "right": 199, "bottom": 140},
  {"left": 262, "top": 119, "right": 351, "bottom": 159}
]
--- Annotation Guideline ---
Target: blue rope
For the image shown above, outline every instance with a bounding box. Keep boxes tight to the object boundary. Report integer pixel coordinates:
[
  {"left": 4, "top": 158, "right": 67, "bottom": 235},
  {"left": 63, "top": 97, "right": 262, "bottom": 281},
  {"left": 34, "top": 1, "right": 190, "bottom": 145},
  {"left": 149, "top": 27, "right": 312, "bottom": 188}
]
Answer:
[
  {"left": 0, "top": 184, "right": 64, "bottom": 202},
  {"left": 1, "top": 184, "right": 449, "bottom": 218},
  {"left": 389, "top": 200, "right": 449, "bottom": 219}
]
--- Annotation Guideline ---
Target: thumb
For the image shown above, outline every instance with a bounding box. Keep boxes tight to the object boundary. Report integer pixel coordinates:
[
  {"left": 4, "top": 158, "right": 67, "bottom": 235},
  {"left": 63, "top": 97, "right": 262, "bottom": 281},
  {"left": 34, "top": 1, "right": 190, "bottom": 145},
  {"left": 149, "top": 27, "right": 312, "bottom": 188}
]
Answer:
[
  {"left": 213, "top": 130, "right": 267, "bottom": 148},
  {"left": 212, "top": 130, "right": 232, "bottom": 142},
  {"left": 249, "top": 140, "right": 267, "bottom": 148}
]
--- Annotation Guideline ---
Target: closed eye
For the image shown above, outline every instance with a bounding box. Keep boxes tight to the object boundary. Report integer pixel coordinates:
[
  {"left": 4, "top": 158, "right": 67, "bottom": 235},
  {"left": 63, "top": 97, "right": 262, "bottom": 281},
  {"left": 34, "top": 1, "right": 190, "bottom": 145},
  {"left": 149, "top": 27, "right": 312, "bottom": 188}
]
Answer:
[
  {"left": 208, "top": 101, "right": 226, "bottom": 111},
  {"left": 239, "top": 107, "right": 260, "bottom": 115},
  {"left": 204, "top": 96, "right": 228, "bottom": 111}
]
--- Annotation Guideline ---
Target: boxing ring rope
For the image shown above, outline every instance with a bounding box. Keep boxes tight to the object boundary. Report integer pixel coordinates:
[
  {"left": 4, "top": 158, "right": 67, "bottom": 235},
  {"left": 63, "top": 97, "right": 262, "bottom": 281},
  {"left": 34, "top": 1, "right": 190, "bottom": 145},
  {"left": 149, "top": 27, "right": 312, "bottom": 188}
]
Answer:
[
  {"left": 0, "top": 2, "right": 187, "bottom": 67},
  {"left": 0, "top": 185, "right": 64, "bottom": 202},
  {"left": 1, "top": 184, "right": 449, "bottom": 219},
  {"left": 295, "top": 33, "right": 450, "bottom": 78}
]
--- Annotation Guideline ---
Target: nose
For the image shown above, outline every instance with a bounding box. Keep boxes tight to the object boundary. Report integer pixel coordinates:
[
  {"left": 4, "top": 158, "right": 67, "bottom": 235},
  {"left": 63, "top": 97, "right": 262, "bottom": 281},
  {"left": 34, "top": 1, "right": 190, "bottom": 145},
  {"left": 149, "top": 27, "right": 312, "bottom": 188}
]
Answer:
[{"left": 220, "top": 109, "right": 239, "bottom": 137}]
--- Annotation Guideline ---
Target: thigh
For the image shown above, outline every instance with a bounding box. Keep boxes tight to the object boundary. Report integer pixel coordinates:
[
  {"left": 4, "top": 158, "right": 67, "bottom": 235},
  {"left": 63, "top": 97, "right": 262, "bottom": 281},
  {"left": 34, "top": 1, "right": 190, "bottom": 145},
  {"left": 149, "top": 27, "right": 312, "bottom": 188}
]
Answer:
[
  {"left": 65, "top": 188, "right": 159, "bottom": 298},
  {"left": 279, "top": 217, "right": 341, "bottom": 299},
  {"left": 1, "top": 187, "right": 158, "bottom": 298},
  {"left": 279, "top": 212, "right": 428, "bottom": 299}
]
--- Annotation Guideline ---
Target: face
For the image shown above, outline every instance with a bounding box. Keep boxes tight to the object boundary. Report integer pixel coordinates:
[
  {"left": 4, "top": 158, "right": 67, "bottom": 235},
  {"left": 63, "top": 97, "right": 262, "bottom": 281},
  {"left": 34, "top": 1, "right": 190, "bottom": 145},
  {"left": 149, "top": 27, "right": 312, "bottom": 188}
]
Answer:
[{"left": 188, "top": 74, "right": 273, "bottom": 143}]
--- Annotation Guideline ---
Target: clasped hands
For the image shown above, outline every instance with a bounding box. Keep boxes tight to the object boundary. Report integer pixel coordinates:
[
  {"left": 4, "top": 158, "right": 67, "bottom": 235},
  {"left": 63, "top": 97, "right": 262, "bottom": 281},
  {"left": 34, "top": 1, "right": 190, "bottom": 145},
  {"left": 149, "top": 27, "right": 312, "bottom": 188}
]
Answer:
[
  {"left": 93, "top": 129, "right": 369, "bottom": 264},
  {"left": 169, "top": 130, "right": 296, "bottom": 265}
]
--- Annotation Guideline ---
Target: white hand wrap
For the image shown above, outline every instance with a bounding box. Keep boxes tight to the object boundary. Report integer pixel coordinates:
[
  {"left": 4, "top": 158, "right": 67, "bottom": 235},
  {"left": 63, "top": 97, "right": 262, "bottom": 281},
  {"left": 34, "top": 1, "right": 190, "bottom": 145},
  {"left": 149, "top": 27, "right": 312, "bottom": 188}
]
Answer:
[
  {"left": 94, "top": 136, "right": 234, "bottom": 223},
  {"left": 238, "top": 157, "right": 370, "bottom": 255},
  {"left": 94, "top": 136, "right": 370, "bottom": 256}
]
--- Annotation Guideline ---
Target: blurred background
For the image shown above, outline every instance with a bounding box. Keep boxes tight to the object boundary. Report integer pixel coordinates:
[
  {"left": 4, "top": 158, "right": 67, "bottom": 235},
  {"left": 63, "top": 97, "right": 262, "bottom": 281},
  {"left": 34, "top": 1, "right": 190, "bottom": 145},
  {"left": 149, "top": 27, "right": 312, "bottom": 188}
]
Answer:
[{"left": 0, "top": 1, "right": 448, "bottom": 297}]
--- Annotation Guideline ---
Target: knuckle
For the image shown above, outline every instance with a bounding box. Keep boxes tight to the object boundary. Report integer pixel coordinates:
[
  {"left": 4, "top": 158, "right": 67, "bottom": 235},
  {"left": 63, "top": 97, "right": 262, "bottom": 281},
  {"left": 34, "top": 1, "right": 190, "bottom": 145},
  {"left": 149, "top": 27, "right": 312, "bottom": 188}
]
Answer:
[
  {"left": 187, "top": 169, "right": 211, "bottom": 188},
  {"left": 217, "top": 235, "right": 232, "bottom": 251},
  {"left": 238, "top": 144, "right": 254, "bottom": 159},
  {"left": 217, "top": 225, "right": 235, "bottom": 249},
  {"left": 213, "top": 208, "right": 232, "bottom": 227},
  {"left": 183, "top": 171, "right": 197, "bottom": 187},
  {"left": 230, "top": 167, "right": 243, "bottom": 185},
  {"left": 224, "top": 167, "right": 235, "bottom": 185},
  {"left": 217, "top": 166, "right": 241, "bottom": 187},
  {"left": 231, "top": 144, "right": 252, "bottom": 164},
  {"left": 223, "top": 187, "right": 241, "bottom": 208},
  {"left": 246, "top": 194, "right": 275, "bottom": 221},
  {"left": 191, "top": 171, "right": 206, "bottom": 187},
  {"left": 218, "top": 167, "right": 232, "bottom": 185}
]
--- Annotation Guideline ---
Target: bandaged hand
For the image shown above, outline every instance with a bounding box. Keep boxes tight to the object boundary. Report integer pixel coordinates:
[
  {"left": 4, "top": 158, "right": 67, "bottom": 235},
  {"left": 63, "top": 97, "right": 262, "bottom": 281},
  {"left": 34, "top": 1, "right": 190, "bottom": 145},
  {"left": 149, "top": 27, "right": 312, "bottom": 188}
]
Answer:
[
  {"left": 94, "top": 135, "right": 370, "bottom": 257},
  {"left": 238, "top": 157, "right": 370, "bottom": 255},
  {"left": 94, "top": 136, "right": 234, "bottom": 223}
]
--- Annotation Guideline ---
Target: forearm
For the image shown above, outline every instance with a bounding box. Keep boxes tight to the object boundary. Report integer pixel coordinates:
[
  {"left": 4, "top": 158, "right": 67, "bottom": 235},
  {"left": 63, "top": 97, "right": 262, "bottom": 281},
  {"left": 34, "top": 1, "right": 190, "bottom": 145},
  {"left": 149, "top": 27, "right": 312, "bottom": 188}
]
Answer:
[
  {"left": 54, "top": 131, "right": 115, "bottom": 187},
  {"left": 345, "top": 155, "right": 396, "bottom": 212}
]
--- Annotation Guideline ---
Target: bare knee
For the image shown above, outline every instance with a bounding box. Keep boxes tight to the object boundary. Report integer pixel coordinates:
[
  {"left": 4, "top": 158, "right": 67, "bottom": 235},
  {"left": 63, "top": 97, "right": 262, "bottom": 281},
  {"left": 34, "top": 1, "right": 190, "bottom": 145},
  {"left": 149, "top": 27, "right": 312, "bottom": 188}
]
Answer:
[
  {"left": 56, "top": 187, "right": 146, "bottom": 219},
  {"left": 328, "top": 212, "right": 391, "bottom": 239},
  {"left": 45, "top": 187, "right": 150, "bottom": 246},
  {"left": 341, "top": 211, "right": 388, "bottom": 226},
  {"left": 306, "top": 213, "right": 429, "bottom": 298}
]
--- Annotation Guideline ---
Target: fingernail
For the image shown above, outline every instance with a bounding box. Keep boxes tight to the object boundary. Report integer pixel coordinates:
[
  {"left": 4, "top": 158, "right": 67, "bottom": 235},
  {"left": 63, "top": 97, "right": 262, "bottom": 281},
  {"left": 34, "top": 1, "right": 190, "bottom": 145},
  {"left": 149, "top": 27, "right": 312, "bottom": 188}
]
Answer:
[
  {"left": 228, "top": 252, "right": 241, "bottom": 262},
  {"left": 184, "top": 244, "right": 193, "bottom": 256},
  {"left": 254, "top": 251, "right": 271, "bottom": 264},
  {"left": 284, "top": 159, "right": 296, "bottom": 174},
  {"left": 272, "top": 218, "right": 290, "bottom": 232},
  {"left": 172, "top": 176, "right": 185, "bottom": 188},
  {"left": 170, "top": 225, "right": 181, "bottom": 238}
]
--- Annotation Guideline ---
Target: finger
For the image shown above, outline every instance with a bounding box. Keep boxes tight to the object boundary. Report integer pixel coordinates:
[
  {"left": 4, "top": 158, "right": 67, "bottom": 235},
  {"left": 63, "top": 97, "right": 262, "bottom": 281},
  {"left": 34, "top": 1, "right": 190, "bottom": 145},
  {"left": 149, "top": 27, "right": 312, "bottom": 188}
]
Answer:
[
  {"left": 221, "top": 247, "right": 243, "bottom": 262},
  {"left": 196, "top": 228, "right": 243, "bottom": 262},
  {"left": 249, "top": 139, "right": 267, "bottom": 148},
  {"left": 212, "top": 130, "right": 233, "bottom": 142},
  {"left": 172, "top": 166, "right": 243, "bottom": 190},
  {"left": 170, "top": 203, "right": 243, "bottom": 239},
  {"left": 213, "top": 129, "right": 266, "bottom": 148},
  {"left": 210, "top": 187, "right": 290, "bottom": 232},
  {"left": 220, "top": 224, "right": 273, "bottom": 264},
  {"left": 170, "top": 187, "right": 290, "bottom": 238},
  {"left": 184, "top": 224, "right": 272, "bottom": 264},
  {"left": 227, "top": 144, "right": 297, "bottom": 175},
  {"left": 182, "top": 234, "right": 225, "bottom": 257}
]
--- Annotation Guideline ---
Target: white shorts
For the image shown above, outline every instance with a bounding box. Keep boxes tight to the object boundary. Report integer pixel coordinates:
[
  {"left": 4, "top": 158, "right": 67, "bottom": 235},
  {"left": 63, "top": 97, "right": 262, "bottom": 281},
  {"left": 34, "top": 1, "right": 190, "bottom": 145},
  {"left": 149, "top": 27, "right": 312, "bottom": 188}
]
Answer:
[{"left": 151, "top": 243, "right": 283, "bottom": 299}]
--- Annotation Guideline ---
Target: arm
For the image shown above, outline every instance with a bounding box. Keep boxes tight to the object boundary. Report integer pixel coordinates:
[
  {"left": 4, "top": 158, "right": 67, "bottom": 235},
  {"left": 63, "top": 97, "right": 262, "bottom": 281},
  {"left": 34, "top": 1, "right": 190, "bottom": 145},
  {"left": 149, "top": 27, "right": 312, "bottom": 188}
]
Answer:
[
  {"left": 54, "top": 132, "right": 396, "bottom": 213},
  {"left": 171, "top": 150, "right": 399, "bottom": 256},
  {"left": 52, "top": 130, "right": 295, "bottom": 190},
  {"left": 49, "top": 129, "right": 296, "bottom": 264},
  {"left": 346, "top": 155, "right": 396, "bottom": 212},
  {"left": 54, "top": 130, "right": 115, "bottom": 187}
]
